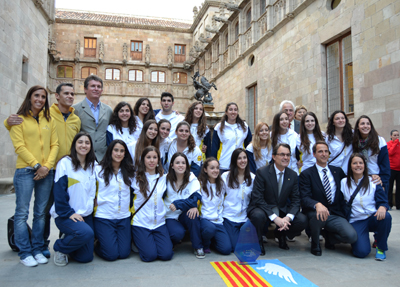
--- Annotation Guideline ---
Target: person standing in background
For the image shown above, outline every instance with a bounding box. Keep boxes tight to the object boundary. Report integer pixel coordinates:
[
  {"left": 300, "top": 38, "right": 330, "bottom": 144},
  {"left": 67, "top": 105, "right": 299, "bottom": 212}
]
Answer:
[{"left": 387, "top": 130, "right": 400, "bottom": 209}]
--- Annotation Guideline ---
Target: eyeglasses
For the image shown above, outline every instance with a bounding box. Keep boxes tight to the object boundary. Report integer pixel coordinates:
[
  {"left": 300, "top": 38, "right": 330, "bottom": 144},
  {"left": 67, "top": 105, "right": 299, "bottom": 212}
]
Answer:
[{"left": 276, "top": 153, "right": 291, "bottom": 158}]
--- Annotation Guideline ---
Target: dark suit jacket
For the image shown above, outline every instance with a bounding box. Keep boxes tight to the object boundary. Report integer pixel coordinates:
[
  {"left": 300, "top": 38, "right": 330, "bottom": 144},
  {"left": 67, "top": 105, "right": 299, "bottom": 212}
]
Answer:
[
  {"left": 73, "top": 99, "right": 113, "bottom": 162},
  {"left": 299, "top": 164, "right": 346, "bottom": 217},
  {"left": 247, "top": 164, "right": 300, "bottom": 218},
  {"left": 294, "top": 119, "right": 300, "bottom": 134}
]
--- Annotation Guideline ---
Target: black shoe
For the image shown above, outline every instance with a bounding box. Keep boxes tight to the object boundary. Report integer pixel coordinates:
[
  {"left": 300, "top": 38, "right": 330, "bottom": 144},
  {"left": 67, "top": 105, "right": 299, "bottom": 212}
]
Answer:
[
  {"left": 259, "top": 243, "right": 265, "bottom": 256},
  {"left": 322, "top": 230, "right": 336, "bottom": 250},
  {"left": 275, "top": 230, "right": 289, "bottom": 250},
  {"left": 311, "top": 242, "right": 322, "bottom": 256}
]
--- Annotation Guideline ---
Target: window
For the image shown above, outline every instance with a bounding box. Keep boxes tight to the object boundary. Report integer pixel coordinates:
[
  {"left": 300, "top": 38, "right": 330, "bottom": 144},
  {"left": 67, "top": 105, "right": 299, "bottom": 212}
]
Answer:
[
  {"left": 57, "top": 66, "right": 73, "bottom": 78},
  {"left": 173, "top": 72, "right": 187, "bottom": 84},
  {"left": 131, "top": 41, "right": 143, "bottom": 60},
  {"left": 174, "top": 44, "right": 186, "bottom": 63},
  {"left": 21, "top": 55, "right": 28, "bottom": 84},
  {"left": 246, "top": 8, "right": 252, "bottom": 30},
  {"left": 105, "top": 68, "right": 120, "bottom": 80},
  {"left": 129, "top": 70, "right": 143, "bottom": 82},
  {"left": 247, "top": 84, "right": 258, "bottom": 132},
  {"left": 81, "top": 67, "right": 97, "bottom": 79},
  {"left": 225, "top": 33, "right": 229, "bottom": 50},
  {"left": 151, "top": 71, "right": 165, "bottom": 83},
  {"left": 326, "top": 33, "right": 353, "bottom": 115},
  {"left": 234, "top": 22, "right": 239, "bottom": 41},
  {"left": 84, "top": 38, "right": 96, "bottom": 57},
  {"left": 260, "top": 0, "right": 266, "bottom": 14}
]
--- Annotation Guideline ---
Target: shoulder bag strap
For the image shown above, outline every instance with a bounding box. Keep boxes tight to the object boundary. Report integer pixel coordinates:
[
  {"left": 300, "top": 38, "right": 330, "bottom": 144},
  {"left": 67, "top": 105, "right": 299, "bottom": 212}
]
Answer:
[
  {"left": 328, "top": 144, "right": 346, "bottom": 164},
  {"left": 131, "top": 177, "right": 159, "bottom": 219},
  {"left": 348, "top": 181, "right": 363, "bottom": 205}
]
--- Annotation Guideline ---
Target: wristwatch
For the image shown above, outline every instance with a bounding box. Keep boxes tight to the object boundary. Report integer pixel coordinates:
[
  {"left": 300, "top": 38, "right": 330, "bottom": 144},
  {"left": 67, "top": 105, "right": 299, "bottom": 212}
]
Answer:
[{"left": 33, "top": 163, "right": 42, "bottom": 170}]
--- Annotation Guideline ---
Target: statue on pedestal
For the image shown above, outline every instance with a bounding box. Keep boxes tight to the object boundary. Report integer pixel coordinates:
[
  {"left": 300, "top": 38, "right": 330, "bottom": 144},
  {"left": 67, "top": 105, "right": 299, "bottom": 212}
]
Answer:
[{"left": 192, "top": 71, "right": 217, "bottom": 104}]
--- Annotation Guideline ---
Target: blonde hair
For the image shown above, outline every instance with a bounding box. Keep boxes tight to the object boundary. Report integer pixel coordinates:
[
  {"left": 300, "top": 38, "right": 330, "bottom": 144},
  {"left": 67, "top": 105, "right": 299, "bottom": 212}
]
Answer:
[{"left": 251, "top": 122, "right": 271, "bottom": 161}]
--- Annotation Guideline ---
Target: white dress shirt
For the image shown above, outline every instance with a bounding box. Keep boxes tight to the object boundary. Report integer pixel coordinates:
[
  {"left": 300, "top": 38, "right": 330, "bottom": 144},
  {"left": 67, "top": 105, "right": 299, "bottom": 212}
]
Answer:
[{"left": 269, "top": 164, "right": 294, "bottom": 222}]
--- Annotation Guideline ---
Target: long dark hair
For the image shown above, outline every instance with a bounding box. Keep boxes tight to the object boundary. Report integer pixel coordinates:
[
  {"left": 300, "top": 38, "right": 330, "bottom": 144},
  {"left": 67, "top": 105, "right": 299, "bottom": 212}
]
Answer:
[
  {"left": 184, "top": 101, "right": 208, "bottom": 138},
  {"left": 352, "top": 115, "right": 380, "bottom": 156},
  {"left": 17, "top": 85, "right": 50, "bottom": 121},
  {"left": 109, "top": 102, "right": 137, "bottom": 134},
  {"left": 217, "top": 102, "right": 246, "bottom": 134},
  {"left": 271, "top": 111, "right": 288, "bottom": 150},
  {"left": 198, "top": 157, "right": 223, "bottom": 199},
  {"left": 134, "top": 120, "right": 160, "bottom": 167},
  {"left": 176, "top": 121, "right": 196, "bottom": 152},
  {"left": 346, "top": 153, "right": 370, "bottom": 195},
  {"left": 68, "top": 132, "right": 96, "bottom": 171},
  {"left": 326, "top": 110, "right": 353, "bottom": 146},
  {"left": 135, "top": 146, "right": 164, "bottom": 198},
  {"left": 99, "top": 140, "right": 135, "bottom": 187},
  {"left": 166, "top": 152, "right": 191, "bottom": 193},
  {"left": 134, "top": 97, "right": 155, "bottom": 123},
  {"left": 299, "top": 112, "right": 325, "bottom": 153},
  {"left": 228, "top": 148, "right": 252, "bottom": 189}
]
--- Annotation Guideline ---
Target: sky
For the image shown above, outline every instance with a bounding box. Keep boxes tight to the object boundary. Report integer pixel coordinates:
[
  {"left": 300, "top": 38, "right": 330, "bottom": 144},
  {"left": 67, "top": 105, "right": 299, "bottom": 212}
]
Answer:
[{"left": 55, "top": 0, "right": 206, "bottom": 21}]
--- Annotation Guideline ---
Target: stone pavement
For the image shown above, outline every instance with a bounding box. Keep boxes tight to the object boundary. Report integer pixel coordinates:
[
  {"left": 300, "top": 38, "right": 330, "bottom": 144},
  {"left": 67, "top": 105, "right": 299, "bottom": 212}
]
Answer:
[{"left": 0, "top": 193, "right": 399, "bottom": 287}]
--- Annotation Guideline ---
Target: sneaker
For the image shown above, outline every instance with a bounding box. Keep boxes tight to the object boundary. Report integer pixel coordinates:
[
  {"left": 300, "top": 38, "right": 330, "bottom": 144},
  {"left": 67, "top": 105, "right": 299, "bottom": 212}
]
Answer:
[
  {"left": 54, "top": 251, "right": 68, "bottom": 266},
  {"left": 204, "top": 248, "right": 211, "bottom": 254},
  {"left": 262, "top": 235, "right": 268, "bottom": 243},
  {"left": 194, "top": 248, "right": 206, "bottom": 259},
  {"left": 34, "top": 253, "right": 48, "bottom": 264},
  {"left": 20, "top": 255, "right": 38, "bottom": 267},
  {"left": 42, "top": 248, "right": 51, "bottom": 258},
  {"left": 375, "top": 248, "right": 386, "bottom": 261}
]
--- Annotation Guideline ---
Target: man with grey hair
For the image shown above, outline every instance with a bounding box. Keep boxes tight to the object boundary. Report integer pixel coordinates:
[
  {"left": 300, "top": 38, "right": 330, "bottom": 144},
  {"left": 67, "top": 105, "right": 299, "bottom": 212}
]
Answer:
[{"left": 280, "top": 100, "right": 300, "bottom": 133}]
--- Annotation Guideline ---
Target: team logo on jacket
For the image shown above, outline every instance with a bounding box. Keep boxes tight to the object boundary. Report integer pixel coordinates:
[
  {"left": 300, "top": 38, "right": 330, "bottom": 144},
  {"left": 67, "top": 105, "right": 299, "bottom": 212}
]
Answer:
[{"left": 197, "top": 156, "right": 202, "bottom": 161}]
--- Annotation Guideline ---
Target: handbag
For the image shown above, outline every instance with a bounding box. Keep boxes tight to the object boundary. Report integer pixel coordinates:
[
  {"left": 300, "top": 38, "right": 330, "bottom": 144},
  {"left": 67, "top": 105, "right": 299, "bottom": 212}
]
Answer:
[
  {"left": 7, "top": 215, "right": 32, "bottom": 252},
  {"left": 343, "top": 181, "right": 363, "bottom": 221},
  {"left": 130, "top": 177, "right": 159, "bottom": 219}
]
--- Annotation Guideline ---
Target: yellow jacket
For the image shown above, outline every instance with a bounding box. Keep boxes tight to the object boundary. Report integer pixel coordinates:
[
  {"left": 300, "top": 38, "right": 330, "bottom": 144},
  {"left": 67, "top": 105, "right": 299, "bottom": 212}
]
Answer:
[{"left": 7, "top": 111, "right": 59, "bottom": 169}]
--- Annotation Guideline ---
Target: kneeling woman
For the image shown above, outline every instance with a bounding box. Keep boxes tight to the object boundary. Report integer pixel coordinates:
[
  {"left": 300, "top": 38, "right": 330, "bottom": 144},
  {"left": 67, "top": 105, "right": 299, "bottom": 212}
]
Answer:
[
  {"left": 222, "top": 148, "right": 255, "bottom": 252},
  {"left": 164, "top": 153, "right": 204, "bottom": 258},
  {"left": 94, "top": 140, "right": 135, "bottom": 261},
  {"left": 341, "top": 153, "right": 392, "bottom": 260},
  {"left": 51, "top": 132, "right": 97, "bottom": 266},
  {"left": 131, "top": 146, "right": 173, "bottom": 262},
  {"left": 199, "top": 158, "right": 232, "bottom": 255}
]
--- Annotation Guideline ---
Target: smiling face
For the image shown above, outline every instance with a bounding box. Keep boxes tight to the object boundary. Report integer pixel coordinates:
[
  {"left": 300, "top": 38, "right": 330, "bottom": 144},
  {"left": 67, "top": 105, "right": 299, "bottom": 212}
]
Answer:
[
  {"left": 75, "top": 135, "right": 91, "bottom": 157},
  {"left": 282, "top": 103, "right": 294, "bottom": 122},
  {"left": 193, "top": 104, "right": 204, "bottom": 120},
  {"left": 205, "top": 160, "right": 220, "bottom": 182},
  {"left": 30, "top": 89, "right": 47, "bottom": 115},
  {"left": 159, "top": 122, "right": 171, "bottom": 139},
  {"left": 111, "top": 143, "right": 125, "bottom": 165},
  {"left": 279, "top": 113, "right": 289, "bottom": 130},
  {"left": 172, "top": 156, "right": 187, "bottom": 175},
  {"left": 55, "top": 85, "right": 74, "bottom": 110},
  {"left": 333, "top": 112, "right": 346, "bottom": 129},
  {"left": 295, "top": 108, "right": 307, "bottom": 121},
  {"left": 84, "top": 80, "right": 103, "bottom": 103},
  {"left": 118, "top": 105, "right": 131, "bottom": 124},
  {"left": 139, "top": 100, "right": 150, "bottom": 116},
  {"left": 358, "top": 118, "right": 371, "bottom": 139},
  {"left": 225, "top": 104, "right": 238, "bottom": 123},
  {"left": 237, "top": 151, "right": 248, "bottom": 171},
  {"left": 304, "top": 115, "right": 316, "bottom": 132},
  {"left": 144, "top": 150, "right": 158, "bottom": 173},
  {"left": 351, "top": 156, "right": 365, "bottom": 177},
  {"left": 272, "top": 146, "right": 291, "bottom": 170},
  {"left": 146, "top": 123, "right": 158, "bottom": 140},
  {"left": 258, "top": 124, "right": 269, "bottom": 141},
  {"left": 176, "top": 124, "right": 190, "bottom": 142},
  {"left": 313, "top": 143, "right": 329, "bottom": 167}
]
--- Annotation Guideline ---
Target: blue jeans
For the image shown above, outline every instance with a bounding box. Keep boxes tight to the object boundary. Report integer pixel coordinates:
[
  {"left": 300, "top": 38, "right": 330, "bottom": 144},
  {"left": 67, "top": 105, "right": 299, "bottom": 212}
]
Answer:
[{"left": 13, "top": 168, "right": 54, "bottom": 259}]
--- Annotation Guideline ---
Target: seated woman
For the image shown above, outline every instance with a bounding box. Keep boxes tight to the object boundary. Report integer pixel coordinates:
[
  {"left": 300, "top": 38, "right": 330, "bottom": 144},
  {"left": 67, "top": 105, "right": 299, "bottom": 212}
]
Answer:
[
  {"left": 106, "top": 102, "right": 137, "bottom": 146},
  {"left": 51, "top": 132, "right": 97, "bottom": 266},
  {"left": 199, "top": 158, "right": 231, "bottom": 255},
  {"left": 93, "top": 140, "right": 134, "bottom": 261},
  {"left": 341, "top": 153, "right": 392, "bottom": 260},
  {"left": 246, "top": 122, "right": 272, "bottom": 174},
  {"left": 164, "top": 153, "right": 204, "bottom": 258},
  {"left": 131, "top": 146, "right": 173, "bottom": 262},
  {"left": 167, "top": 121, "right": 202, "bottom": 177},
  {"left": 222, "top": 148, "right": 255, "bottom": 252}
]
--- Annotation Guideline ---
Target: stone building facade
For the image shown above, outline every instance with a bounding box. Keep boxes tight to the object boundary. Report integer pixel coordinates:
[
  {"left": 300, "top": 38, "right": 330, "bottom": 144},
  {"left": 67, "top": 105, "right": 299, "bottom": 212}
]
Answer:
[{"left": 0, "top": 0, "right": 55, "bottom": 178}]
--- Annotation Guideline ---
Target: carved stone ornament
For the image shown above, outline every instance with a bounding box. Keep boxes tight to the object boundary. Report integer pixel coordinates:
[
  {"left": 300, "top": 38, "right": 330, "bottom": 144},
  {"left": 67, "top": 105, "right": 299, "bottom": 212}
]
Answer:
[
  {"left": 189, "top": 47, "right": 199, "bottom": 58},
  {"left": 34, "top": 0, "right": 44, "bottom": 8},
  {"left": 193, "top": 6, "right": 198, "bottom": 19},
  {"left": 167, "top": 46, "right": 173, "bottom": 69},
  {"left": 98, "top": 41, "right": 104, "bottom": 64},
  {"left": 74, "top": 40, "right": 80, "bottom": 63},
  {"left": 199, "top": 33, "right": 210, "bottom": 44},
  {"left": 122, "top": 43, "right": 128, "bottom": 66},
  {"left": 225, "top": 0, "right": 240, "bottom": 12},
  {"left": 194, "top": 41, "right": 205, "bottom": 53},
  {"left": 48, "top": 38, "right": 60, "bottom": 62},
  {"left": 205, "top": 24, "right": 219, "bottom": 34},
  {"left": 145, "top": 44, "right": 151, "bottom": 67},
  {"left": 212, "top": 14, "right": 229, "bottom": 24}
]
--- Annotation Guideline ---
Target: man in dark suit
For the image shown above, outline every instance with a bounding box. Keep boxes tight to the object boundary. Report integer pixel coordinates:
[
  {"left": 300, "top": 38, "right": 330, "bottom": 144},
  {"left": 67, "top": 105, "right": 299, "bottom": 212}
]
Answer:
[
  {"left": 280, "top": 100, "right": 300, "bottom": 133},
  {"left": 300, "top": 141, "right": 357, "bottom": 256},
  {"left": 248, "top": 143, "right": 307, "bottom": 255}
]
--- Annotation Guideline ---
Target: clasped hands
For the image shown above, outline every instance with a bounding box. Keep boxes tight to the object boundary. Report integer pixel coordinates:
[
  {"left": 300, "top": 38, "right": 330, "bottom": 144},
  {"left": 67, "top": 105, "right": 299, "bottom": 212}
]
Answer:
[{"left": 274, "top": 216, "right": 291, "bottom": 231}]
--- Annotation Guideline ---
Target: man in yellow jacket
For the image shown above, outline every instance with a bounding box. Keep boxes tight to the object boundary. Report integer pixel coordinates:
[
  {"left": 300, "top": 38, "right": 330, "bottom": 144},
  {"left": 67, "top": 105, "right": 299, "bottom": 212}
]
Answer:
[{"left": 5, "top": 83, "right": 81, "bottom": 257}]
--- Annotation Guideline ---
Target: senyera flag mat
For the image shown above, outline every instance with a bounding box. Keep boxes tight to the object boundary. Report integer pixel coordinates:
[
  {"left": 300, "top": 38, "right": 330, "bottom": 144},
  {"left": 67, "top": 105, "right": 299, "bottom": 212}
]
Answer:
[{"left": 211, "top": 259, "right": 318, "bottom": 287}]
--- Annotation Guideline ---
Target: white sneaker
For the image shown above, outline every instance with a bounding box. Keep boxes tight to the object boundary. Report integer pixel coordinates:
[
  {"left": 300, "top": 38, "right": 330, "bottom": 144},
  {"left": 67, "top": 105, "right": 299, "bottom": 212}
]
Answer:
[
  {"left": 34, "top": 253, "right": 48, "bottom": 264},
  {"left": 20, "top": 255, "right": 38, "bottom": 267},
  {"left": 54, "top": 251, "right": 68, "bottom": 266}
]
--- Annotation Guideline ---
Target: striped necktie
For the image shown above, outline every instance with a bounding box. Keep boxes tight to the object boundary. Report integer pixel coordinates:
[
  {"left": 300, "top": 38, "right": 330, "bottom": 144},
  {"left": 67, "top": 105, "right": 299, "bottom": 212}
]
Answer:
[{"left": 322, "top": 168, "right": 332, "bottom": 204}]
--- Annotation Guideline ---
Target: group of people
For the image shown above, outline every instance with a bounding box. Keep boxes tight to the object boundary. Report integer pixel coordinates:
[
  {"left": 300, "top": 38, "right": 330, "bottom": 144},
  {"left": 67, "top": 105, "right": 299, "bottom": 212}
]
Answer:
[{"left": 4, "top": 74, "right": 393, "bottom": 268}]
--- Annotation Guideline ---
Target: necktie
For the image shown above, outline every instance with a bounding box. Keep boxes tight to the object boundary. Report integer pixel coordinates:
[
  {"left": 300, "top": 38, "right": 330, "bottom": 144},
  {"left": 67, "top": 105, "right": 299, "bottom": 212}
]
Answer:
[
  {"left": 322, "top": 168, "right": 332, "bottom": 204},
  {"left": 273, "top": 172, "right": 284, "bottom": 216}
]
